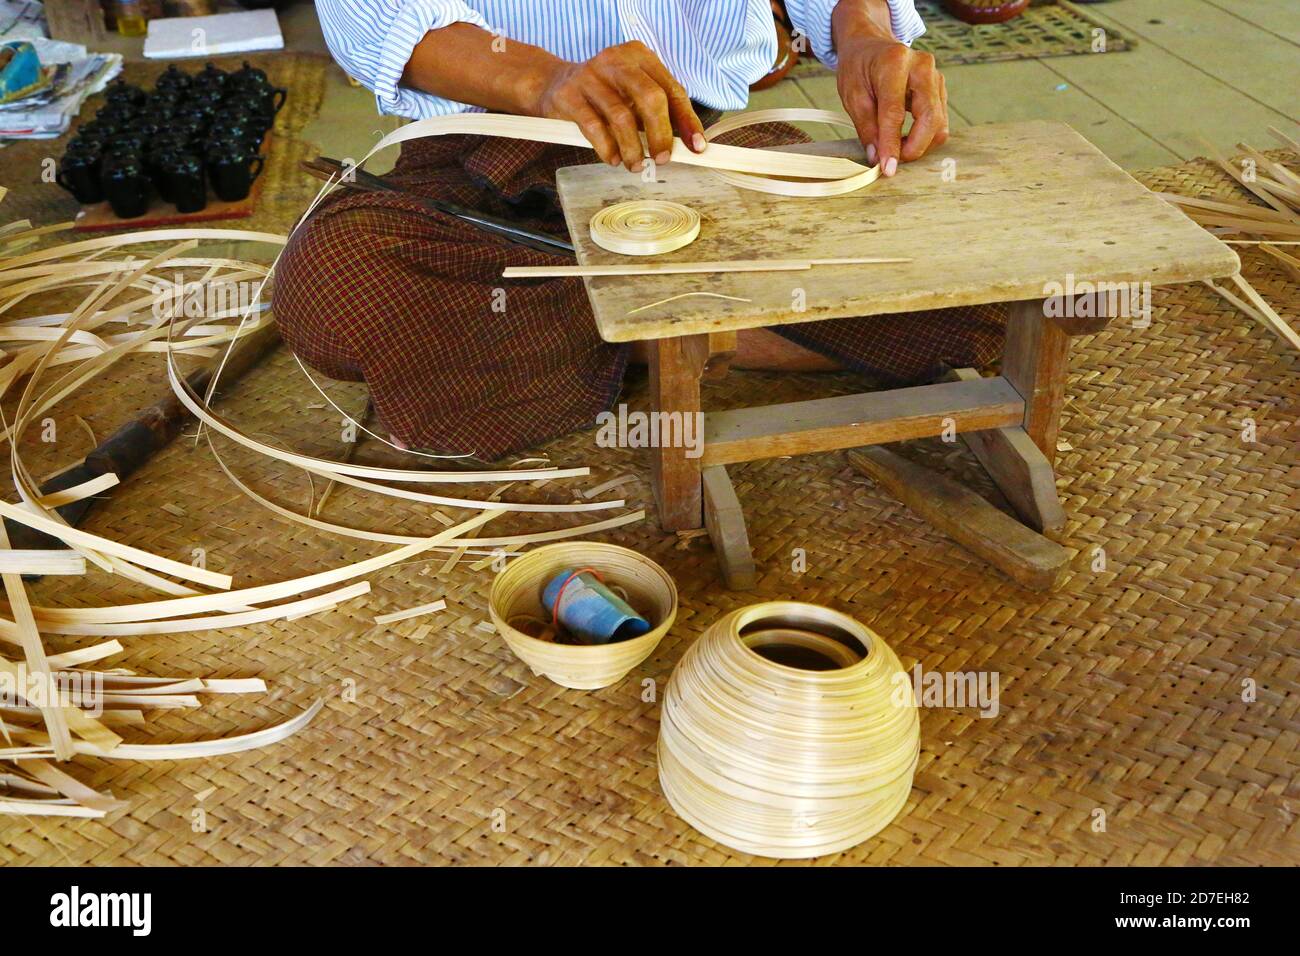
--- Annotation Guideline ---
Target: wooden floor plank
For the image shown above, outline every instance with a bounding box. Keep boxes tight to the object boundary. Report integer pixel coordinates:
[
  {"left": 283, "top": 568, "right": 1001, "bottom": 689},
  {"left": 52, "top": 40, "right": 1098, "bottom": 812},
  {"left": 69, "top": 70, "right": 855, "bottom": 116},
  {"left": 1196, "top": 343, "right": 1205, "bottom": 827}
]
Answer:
[
  {"left": 936, "top": 57, "right": 1178, "bottom": 168},
  {"left": 1201, "top": 0, "right": 1300, "bottom": 45},
  {"left": 731, "top": 81, "right": 844, "bottom": 141},
  {"left": 1084, "top": 0, "right": 1300, "bottom": 120},
  {"left": 1039, "top": 11, "right": 1295, "bottom": 159},
  {"left": 796, "top": 73, "right": 973, "bottom": 130}
]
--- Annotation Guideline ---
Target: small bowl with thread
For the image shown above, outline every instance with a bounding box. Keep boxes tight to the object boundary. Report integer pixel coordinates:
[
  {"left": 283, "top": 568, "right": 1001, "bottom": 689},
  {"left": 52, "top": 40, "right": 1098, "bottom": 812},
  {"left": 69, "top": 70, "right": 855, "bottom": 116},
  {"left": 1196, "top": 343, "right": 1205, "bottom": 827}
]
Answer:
[{"left": 489, "top": 542, "right": 677, "bottom": 690}]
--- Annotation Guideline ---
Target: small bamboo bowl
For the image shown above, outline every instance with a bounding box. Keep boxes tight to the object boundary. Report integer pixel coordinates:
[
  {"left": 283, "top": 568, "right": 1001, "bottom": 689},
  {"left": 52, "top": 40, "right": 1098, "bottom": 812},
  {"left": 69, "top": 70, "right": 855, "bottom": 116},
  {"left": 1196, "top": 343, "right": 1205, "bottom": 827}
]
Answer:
[
  {"left": 658, "top": 602, "right": 920, "bottom": 859},
  {"left": 489, "top": 542, "right": 678, "bottom": 689}
]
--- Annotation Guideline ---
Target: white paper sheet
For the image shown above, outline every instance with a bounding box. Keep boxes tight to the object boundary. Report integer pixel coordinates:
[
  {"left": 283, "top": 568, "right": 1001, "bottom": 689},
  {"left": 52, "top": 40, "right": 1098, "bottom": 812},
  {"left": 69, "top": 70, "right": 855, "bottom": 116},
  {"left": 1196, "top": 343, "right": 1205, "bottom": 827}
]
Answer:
[{"left": 143, "top": 9, "right": 283, "bottom": 60}]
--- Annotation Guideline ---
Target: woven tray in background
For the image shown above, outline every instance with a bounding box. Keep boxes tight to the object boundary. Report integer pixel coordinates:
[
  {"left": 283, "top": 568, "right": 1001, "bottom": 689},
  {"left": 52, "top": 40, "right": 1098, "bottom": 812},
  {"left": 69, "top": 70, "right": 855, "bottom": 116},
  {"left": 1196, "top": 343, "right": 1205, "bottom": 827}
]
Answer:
[
  {"left": 792, "top": 0, "right": 1132, "bottom": 76},
  {"left": 2, "top": 152, "right": 1297, "bottom": 866},
  {"left": 0, "top": 52, "right": 329, "bottom": 235}
]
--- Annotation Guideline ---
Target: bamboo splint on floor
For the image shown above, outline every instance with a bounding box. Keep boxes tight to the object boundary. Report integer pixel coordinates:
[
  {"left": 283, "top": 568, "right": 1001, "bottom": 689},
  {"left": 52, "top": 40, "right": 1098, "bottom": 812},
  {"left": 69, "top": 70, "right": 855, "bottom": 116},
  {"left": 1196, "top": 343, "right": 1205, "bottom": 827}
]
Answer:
[
  {"left": 1159, "top": 133, "right": 1300, "bottom": 352},
  {"left": 0, "top": 176, "right": 644, "bottom": 815}
]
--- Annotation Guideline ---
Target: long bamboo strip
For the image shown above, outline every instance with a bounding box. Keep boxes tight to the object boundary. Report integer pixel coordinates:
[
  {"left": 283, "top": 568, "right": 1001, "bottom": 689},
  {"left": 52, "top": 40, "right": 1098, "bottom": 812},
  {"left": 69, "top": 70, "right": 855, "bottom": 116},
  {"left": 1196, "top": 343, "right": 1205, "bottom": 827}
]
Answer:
[
  {"left": 503, "top": 256, "right": 910, "bottom": 278},
  {"left": 367, "top": 112, "right": 870, "bottom": 184}
]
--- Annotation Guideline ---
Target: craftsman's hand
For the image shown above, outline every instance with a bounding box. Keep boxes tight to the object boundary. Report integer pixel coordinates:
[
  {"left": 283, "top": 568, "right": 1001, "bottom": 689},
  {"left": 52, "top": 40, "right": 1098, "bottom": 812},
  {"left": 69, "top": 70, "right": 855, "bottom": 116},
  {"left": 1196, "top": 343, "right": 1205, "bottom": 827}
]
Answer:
[
  {"left": 533, "top": 41, "right": 707, "bottom": 172},
  {"left": 832, "top": 3, "right": 948, "bottom": 176}
]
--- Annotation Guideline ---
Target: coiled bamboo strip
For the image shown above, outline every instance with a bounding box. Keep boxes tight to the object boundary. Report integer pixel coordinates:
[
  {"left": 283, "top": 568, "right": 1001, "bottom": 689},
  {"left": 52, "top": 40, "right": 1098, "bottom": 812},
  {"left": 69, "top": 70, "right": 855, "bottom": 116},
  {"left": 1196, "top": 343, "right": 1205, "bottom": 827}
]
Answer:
[
  {"left": 658, "top": 602, "right": 919, "bottom": 858},
  {"left": 589, "top": 200, "right": 700, "bottom": 256},
  {"left": 490, "top": 542, "right": 677, "bottom": 689}
]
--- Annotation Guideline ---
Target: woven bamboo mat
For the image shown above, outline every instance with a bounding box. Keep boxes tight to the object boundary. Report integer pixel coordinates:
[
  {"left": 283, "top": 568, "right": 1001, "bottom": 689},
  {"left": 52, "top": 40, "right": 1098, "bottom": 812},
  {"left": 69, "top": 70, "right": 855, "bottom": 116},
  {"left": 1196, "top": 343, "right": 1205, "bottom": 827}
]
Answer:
[
  {"left": 791, "top": 0, "right": 1131, "bottom": 76},
  {"left": 2, "top": 151, "right": 1297, "bottom": 866}
]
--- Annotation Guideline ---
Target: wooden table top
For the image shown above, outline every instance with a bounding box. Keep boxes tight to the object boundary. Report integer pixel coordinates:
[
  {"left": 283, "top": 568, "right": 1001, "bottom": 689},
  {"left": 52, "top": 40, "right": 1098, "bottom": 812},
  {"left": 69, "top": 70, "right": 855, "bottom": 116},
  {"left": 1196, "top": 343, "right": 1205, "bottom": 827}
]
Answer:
[{"left": 554, "top": 120, "right": 1239, "bottom": 343}]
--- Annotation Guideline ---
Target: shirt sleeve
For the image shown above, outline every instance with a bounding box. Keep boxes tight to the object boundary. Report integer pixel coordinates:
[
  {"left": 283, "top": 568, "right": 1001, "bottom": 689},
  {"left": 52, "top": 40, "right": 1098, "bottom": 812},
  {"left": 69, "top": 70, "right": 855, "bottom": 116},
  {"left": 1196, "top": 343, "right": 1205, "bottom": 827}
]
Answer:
[
  {"left": 316, "top": 0, "right": 496, "bottom": 118},
  {"left": 784, "top": 0, "right": 926, "bottom": 71}
]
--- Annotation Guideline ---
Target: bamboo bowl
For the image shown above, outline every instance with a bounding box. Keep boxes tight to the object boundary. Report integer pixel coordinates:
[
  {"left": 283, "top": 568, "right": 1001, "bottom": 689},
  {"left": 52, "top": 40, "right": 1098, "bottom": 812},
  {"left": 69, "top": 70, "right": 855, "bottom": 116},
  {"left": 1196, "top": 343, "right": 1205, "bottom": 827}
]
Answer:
[
  {"left": 489, "top": 543, "right": 678, "bottom": 689},
  {"left": 658, "top": 602, "right": 920, "bottom": 859}
]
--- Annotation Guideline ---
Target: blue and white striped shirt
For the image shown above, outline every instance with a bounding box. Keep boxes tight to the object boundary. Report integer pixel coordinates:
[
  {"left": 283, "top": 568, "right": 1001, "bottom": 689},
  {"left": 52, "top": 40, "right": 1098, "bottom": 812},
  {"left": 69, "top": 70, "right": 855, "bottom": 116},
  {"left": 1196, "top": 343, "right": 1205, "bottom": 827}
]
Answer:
[{"left": 316, "top": 1, "right": 926, "bottom": 119}]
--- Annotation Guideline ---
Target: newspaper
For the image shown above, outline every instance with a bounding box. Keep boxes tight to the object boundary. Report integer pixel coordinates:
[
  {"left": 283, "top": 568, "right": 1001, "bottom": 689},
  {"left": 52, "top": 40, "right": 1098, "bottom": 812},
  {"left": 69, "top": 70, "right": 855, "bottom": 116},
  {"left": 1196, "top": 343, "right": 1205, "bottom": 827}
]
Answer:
[{"left": 0, "top": 36, "right": 122, "bottom": 140}]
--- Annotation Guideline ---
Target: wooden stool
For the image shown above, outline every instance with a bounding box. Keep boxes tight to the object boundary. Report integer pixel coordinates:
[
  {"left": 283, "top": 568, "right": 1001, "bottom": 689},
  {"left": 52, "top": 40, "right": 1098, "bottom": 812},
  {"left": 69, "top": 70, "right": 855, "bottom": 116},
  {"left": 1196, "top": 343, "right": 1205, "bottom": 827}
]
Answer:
[{"left": 556, "top": 122, "right": 1237, "bottom": 589}]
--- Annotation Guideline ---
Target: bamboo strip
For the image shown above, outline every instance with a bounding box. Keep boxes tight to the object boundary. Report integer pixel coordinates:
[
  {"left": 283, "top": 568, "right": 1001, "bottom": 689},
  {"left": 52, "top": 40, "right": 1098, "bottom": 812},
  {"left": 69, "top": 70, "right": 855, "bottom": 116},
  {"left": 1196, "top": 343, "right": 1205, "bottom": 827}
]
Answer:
[
  {"left": 0, "top": 551, "right": 86, "bottom": 575},
  {"left": 504, "top": 256, "right": 910, "bottom": 278},
  {"left": 374, "top": 599, "right": 447, "bottom": 625},
  {"left": 703, "top": 109, "right": 880, "bottom": 197},
  {"left": 368, "top": 112, "right": 870, "bottom": 183},
  {"left": 626, "top": 292, "right": 752, "bottom": 315}
]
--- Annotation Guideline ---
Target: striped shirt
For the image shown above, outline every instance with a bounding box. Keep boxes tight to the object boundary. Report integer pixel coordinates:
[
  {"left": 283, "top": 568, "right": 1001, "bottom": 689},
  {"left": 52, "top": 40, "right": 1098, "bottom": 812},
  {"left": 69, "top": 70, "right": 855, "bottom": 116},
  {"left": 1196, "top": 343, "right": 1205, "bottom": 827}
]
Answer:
[{"left": 316, "top": 1, "right": 926, "bottom": 119}]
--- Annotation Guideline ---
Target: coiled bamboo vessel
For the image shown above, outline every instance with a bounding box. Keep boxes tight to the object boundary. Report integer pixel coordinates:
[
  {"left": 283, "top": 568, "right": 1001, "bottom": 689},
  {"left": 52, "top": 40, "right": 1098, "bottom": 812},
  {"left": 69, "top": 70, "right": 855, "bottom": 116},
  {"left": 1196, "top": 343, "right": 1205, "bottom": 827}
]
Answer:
[{"left": 658, "top": 602, "right": 919, "bottom": 858}]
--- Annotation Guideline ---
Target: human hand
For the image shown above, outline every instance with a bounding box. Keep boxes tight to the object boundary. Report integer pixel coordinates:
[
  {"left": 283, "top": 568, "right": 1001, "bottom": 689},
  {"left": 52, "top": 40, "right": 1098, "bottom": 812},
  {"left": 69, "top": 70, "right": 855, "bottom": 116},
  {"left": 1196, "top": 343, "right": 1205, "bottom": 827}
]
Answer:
[{"left": 534, "top": 40, "right": 707, "bottom": 171}]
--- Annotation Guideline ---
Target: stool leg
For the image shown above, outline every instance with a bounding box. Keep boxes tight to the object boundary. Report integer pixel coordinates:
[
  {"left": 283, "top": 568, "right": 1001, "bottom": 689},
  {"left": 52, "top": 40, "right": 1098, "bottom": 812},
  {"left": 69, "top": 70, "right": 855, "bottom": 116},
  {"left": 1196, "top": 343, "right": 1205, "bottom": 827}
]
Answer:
[
  {"left": 703, "top": 465, "right": 756, "bottom": 589},
  {"left": 954, "top": 364, "right": 1067, "bottom": 536},
  {"left": 1001, "top": 298, "right": 1071, "bottom": 464},
  {"left": 649, "top": 333, "right": 709, "bottom": 531},
  {"left": 702, "top": 330, "right": 738, "bottom": 381},
  {"left": 949, "top": 295, "right": 1074, "bottom": 535}
]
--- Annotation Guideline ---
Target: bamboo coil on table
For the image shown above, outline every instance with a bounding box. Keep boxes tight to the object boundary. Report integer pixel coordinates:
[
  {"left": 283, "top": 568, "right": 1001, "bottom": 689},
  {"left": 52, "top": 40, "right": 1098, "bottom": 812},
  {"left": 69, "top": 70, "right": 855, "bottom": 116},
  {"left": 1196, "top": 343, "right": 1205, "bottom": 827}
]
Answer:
[
  {"left": 589, "top": 200, "right": 701, "bottom": 256},
  {"left": 489, "top": 542, "right": 677, "bottom": 689},
  {"left": 658, "top": 602, "right": 919, "bottom": 858}
]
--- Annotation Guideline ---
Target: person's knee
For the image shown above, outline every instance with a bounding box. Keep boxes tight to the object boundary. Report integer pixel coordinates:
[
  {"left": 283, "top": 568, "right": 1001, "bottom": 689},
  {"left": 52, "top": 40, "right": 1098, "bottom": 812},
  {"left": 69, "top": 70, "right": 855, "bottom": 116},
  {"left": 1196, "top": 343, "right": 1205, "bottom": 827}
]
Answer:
[{"left": 272, "top": 209, "right": 380, "bottom": 379}]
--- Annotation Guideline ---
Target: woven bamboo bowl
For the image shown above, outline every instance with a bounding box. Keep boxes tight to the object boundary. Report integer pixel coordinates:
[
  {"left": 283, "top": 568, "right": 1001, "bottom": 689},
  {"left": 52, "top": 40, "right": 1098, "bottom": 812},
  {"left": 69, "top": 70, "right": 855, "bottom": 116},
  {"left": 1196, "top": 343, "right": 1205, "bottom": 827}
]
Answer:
[
  {"left": 658, "top": 602, "right": 920, "bottom": 859},
  {"left": 489, "top": 542, "right": 678, "bottom": 689}
]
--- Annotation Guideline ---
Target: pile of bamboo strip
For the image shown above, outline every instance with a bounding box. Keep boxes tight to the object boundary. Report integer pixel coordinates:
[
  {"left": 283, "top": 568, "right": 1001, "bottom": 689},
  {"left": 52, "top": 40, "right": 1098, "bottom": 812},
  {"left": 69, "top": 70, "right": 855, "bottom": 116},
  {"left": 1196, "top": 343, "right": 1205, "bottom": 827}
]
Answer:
[
  {"left": 1157, "top": 128, "right": 1300, "bottom": 351},
  {"left": 0, "top": 184, "right": 642, "bottom": 817}
]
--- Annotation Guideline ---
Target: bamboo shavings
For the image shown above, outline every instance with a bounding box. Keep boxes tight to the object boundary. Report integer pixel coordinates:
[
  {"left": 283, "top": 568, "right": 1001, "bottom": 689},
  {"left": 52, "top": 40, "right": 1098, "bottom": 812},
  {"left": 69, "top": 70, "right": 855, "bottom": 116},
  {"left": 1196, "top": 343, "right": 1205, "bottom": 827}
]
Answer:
[
  {"left": 583, "top": 474, "right": 639, "bottom": 499},
  {"left": 626, "top": 292, "right": 752, "bottom": 316},
  {"left": 658, "top": 602, "right": 919, "bottom": 859},
  {"left": 1204, "top": 276, "right": 1300, "bottom": 351},
  {"left": 589, "top": 200, "right": 700, "bottom": 256}
]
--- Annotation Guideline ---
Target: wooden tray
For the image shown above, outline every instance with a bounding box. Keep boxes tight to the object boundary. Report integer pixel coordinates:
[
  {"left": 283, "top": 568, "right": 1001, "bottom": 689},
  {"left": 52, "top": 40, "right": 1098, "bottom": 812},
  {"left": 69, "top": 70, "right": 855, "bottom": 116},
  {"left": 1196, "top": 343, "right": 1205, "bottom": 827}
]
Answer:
[{"left": 73, "top": 133, "right": 271, "bottom": 232}]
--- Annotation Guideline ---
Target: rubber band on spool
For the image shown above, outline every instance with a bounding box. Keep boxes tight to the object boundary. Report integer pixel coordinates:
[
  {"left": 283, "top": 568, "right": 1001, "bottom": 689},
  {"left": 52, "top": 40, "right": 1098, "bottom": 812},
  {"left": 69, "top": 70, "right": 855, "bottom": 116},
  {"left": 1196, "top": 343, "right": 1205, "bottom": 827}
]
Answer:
[{"left": 550, "top": 566, "right": 605, "bottom": 631}]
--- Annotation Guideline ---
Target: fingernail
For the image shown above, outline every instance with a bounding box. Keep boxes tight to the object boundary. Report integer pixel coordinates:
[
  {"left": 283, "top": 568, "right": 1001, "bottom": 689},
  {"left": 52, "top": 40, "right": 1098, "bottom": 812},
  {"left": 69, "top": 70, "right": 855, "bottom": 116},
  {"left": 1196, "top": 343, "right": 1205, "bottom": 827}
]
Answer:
[
  {"left": 885, "top": 157, "right": 898, "bottom": 177},
  {"left": 866, "top": 144, "right": 877, "bottom": 165},
  {"left": 692, "top": 133, "right": 706, "bottom": 152},
  {"left": 655, "top": 150, "right": 670, "bottom": 166},
  {"left": 631, "top": 160, "right": 645, "bottom": 173}
]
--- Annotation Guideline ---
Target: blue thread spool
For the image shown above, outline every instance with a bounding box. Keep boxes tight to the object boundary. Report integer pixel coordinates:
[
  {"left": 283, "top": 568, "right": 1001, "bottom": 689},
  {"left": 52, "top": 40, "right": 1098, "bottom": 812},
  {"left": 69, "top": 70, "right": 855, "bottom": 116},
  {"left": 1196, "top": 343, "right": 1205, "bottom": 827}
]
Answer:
[{"left": 541, "top": 567, "right": 652, "bottom": 645}]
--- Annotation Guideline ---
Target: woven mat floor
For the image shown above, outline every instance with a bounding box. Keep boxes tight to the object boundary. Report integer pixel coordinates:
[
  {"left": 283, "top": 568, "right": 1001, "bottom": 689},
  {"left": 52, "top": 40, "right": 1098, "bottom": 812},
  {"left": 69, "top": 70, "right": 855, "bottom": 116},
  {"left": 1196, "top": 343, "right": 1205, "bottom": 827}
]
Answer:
[
  {"left": 2, "top": 148, "right": 1298, "bottom": 865},
  {"left": 791, "top": 0, "right": 1131, "bottom": 77}
]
